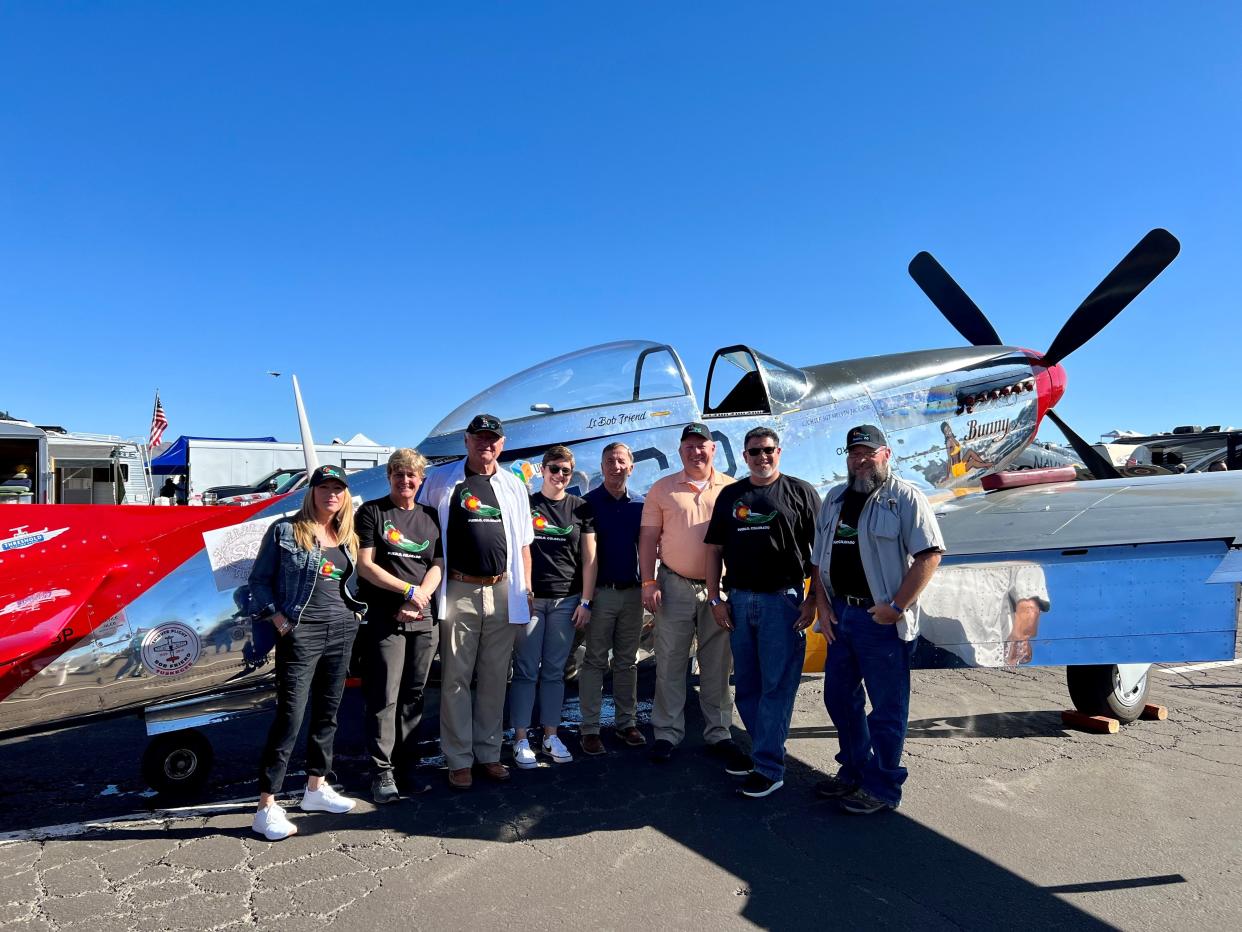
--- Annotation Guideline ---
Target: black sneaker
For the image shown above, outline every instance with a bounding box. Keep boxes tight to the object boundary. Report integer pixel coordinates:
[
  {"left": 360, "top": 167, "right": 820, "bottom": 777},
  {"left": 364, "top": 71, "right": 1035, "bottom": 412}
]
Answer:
[
  {"left": 814, "top": 775, "right": 860, "bottom": 800},
  {"left": 708, "top": 739, "right": 753, "bottom": 776},
  {"left": 371, "top": 771, "right": 399, "bottom": 805},
  {"left": 650, "top": 739, "right": 674, "bottom": 764},
  {"left": 839, "top": 788, "right": 895, "bottom": 815},
  {"left": 739, "top": 771, "right": 783, "bottom": 798},
  {"left": 395, "top": 771, "right": 433, "bottom": 796}
]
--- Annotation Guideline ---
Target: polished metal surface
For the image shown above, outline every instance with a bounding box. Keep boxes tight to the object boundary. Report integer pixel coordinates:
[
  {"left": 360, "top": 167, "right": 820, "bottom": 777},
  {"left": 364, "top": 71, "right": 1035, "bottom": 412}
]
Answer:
[{"left": 916, "top": 540, "right": 1237, "bottom": 669}]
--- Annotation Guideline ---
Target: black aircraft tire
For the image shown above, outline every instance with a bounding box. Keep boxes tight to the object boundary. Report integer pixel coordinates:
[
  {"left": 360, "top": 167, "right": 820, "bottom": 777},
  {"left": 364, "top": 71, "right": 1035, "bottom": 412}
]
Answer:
[
  {"left": 1066, "top": 664, "right": 1149, "bottom": 723},
  {"left": 141, "top": 730, "right": 215, "bottom": 796}
]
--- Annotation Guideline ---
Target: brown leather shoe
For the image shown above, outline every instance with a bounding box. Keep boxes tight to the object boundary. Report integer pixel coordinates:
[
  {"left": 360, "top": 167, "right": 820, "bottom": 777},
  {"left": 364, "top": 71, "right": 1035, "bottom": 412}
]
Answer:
[
  {"left": 580, "top": 733, "right": 606, "bottom": 756},
  {"left": 619, "top": 726, "right": 647, "bottom": 748},
  {"left": 475, "top": 761, "right": 511, "bottom": 782},
  {"left": 448, "top": 768, "right": 473, "bottom": 790}
]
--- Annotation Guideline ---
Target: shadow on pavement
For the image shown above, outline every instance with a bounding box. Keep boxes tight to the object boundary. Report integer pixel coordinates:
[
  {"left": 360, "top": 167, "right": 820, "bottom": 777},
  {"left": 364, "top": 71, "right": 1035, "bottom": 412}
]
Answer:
[{"left": 4, "top": 665, "right": 1115, "bottom": 930}]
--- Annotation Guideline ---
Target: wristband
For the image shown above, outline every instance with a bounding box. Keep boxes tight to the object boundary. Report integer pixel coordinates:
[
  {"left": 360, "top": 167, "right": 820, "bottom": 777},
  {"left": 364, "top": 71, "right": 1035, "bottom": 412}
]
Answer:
[
  {"left": 888, "top": 600, "right": 903, "bottom": 614},
  {"left": 404, "top": 584, "right": 416, "bottom": 602},
  {"left": 580, "top": 599, "right": 593, "bottom": 610},
  {"left": 642, "top": 579, "right": 658, "bottom": 588}
]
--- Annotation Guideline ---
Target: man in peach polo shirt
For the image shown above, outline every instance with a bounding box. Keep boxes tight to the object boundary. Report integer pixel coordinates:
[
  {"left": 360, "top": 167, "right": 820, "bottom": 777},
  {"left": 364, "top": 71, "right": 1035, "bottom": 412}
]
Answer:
[{"left": 640, "top": 423, "right": 748, "bottom": 772}]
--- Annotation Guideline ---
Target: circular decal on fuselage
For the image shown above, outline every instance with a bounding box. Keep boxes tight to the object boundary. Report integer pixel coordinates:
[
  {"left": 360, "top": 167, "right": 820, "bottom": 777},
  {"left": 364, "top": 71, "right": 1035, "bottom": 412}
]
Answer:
[{"left": 140, "top": 622, "right": 201, "bottom": 677}]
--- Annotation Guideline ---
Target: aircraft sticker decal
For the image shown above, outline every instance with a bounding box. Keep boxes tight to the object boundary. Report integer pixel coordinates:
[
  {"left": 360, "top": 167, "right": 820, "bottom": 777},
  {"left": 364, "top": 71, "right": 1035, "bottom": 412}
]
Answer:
[
  {"left": 1, "top": 527, "right": 69, "bottom": 553},
  {"left": 140, "top": 622, "right": 201, "bottom": 677}
]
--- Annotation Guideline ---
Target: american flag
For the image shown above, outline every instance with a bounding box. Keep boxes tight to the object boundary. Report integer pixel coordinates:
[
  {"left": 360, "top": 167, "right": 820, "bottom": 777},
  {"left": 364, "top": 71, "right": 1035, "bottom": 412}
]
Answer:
[{"left": 149, "top": 392, "right": 169, "bottom": 449}]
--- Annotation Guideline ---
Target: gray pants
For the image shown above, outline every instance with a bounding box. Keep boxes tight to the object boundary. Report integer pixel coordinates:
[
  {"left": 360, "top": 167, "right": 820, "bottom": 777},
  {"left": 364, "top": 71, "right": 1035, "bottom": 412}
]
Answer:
[
  {"left": 579, "top": 587, "right": 644, "bottom": 735},
  {"left": 438, "top": 579, "right": 517, "bottom": 771},
  {"left": 651, "top": 566, "right": 733, "bottom": 746},
  {"left": 362, "top": 618, "right": 436, "bottom": 775}
]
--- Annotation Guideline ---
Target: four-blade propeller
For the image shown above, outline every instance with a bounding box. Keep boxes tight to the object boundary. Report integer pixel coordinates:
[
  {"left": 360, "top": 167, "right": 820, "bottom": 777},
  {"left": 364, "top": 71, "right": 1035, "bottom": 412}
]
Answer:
[{"left": 908, "top": 228, "right": 1181, "bottom": 480}]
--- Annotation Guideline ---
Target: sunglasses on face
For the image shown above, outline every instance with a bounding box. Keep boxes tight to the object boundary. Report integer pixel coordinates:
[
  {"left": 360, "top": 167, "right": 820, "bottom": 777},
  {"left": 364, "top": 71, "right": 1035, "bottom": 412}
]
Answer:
[
  {"left": 746, "top": 446, "right": 777, "bottom": 457},
  {"left": 544, "top": 465, "right": 573, "bottom": 477}
]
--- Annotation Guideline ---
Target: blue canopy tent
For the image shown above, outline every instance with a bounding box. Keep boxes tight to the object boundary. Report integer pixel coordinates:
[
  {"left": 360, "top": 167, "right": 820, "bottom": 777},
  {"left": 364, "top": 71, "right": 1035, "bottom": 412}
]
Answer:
[{"left": 150, "top": 436, "right": 278, "bottom": 474}]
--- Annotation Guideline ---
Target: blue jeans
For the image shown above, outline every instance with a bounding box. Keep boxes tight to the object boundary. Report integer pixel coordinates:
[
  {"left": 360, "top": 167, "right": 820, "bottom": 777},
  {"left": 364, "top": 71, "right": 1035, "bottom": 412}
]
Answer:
[
  {"left": 729, "top": 588, "right": 807, "bottom": 782},
  {"left": 822, "top": 599, "right": 915, "bottom": 807},
  {"left": 510, "top": 595, "right": 580, "bottom": 730}
]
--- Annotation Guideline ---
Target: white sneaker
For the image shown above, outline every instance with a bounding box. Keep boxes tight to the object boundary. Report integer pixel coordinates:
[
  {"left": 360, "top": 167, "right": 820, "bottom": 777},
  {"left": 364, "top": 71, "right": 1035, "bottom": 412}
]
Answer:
[
  {"left": 542, "top": 734, "right": 573, "bottom": 764},
  {"left": 252, "top": 803, "right": 298, "bottom": 841},
  {"left": 513, "top": 738, "right": 538, "bottom": 770},
  {"left": 300, "top": 782, "right": 357, "bottom": 814}
]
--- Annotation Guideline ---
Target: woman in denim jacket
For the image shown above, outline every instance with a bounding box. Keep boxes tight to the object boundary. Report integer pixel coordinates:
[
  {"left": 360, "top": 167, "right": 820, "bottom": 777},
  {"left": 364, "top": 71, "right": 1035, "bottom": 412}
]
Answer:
[{"left": 248, "top": 464, "right": 367, "bottom": 841}]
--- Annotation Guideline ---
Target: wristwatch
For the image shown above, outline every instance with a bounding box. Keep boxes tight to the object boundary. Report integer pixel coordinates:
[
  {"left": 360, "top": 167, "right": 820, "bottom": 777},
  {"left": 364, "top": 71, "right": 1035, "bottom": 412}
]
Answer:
[{"left": 709, "top": 597, "right": 725, "bottom": 607}]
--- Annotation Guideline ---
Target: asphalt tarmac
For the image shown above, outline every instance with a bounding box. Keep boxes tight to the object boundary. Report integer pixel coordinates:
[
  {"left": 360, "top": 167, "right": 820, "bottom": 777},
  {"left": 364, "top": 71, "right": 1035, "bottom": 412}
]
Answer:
[{"left": 1, "top": 655, "right": 1240, "bottom": 931}]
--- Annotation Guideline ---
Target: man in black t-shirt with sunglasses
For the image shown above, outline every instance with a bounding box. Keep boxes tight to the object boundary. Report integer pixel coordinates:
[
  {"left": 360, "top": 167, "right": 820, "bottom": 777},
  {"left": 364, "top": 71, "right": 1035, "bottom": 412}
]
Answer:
[{"left": 705, "top": 427, "right": 820, "bottom": 799}]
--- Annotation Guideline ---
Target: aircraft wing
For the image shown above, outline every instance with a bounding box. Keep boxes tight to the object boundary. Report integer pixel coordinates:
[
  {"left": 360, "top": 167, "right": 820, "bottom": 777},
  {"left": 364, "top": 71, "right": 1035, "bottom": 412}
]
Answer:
[
  {"left": 0, "top": 501, "right": 278, "bottom": 700},
  {"left": 933, "top": 472, "right": 1242, "bottom": 555}
]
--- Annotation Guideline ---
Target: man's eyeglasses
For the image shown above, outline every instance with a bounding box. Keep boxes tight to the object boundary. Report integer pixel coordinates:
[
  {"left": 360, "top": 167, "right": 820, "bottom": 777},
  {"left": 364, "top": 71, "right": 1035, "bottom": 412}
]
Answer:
[
  {"left": 746, "top": 446, "right": 777, "bottom": 457},
  {"left": 544, "top": 465, "right": 574, "bottom": 477}
]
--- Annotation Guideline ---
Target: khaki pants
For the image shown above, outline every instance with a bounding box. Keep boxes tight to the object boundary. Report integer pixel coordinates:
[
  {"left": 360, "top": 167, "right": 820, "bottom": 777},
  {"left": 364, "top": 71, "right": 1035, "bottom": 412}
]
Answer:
[
  {"left": 579, "top": 587, "right": 644, "bottom": 735},
  {"left": 651, "top": 567, "right": 733, "bottom": 746},
  {"left": 438, "top": 579, "right": 516, "bottom": 770}
]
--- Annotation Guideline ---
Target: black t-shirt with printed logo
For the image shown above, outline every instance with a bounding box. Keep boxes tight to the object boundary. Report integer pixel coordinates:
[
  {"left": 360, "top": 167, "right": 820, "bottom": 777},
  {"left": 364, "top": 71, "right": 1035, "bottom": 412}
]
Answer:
[
  {"left": 356, "top": 495, "right": 443, "bottom": 628},
  {"left": 447, "top": 468, "right": 508, "bottom": 577},
  {"left": 704, "top": 474, "right": 821, "bottom": 592},
  {"left": 299, "top": 545, "right": 352, "bottom": 624},
  {"left": 829, "top": 488, "right": 872, "bottom": 600},
  {"left": 529, "top": 491, "right": 595, "bottom": 598}
]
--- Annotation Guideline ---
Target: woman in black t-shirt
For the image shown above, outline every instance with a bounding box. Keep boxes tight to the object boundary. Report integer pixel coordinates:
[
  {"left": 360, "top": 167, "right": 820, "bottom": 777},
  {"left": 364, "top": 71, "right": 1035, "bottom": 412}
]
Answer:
[
  {"left": 356, "top": 449, "right": 443, "bottom": 804},
  {"left": 510, "top": 446, "right": 596, "bottom": 769},
  {"left": 250, "top": 464, "right": 364, "bottom": 842}
]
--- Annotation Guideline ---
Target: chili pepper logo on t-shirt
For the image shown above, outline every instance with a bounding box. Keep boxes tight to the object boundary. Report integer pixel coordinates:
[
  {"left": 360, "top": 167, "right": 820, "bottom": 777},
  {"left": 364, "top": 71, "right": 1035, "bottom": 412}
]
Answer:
[
  {"left": 733, "top": 501, "right": 777, "bottom": 525},
  {"left": 531, "top": 509, "right": 573, "bottom": 536},
  {"left": 460, "top": 486, "right": 502, "bottom": 517},
  {"left": 383, "top": 520, "right": 430, "bottom": 554},
  {"left": 318, "top": 558, "right": 344, "bottom": 580}
]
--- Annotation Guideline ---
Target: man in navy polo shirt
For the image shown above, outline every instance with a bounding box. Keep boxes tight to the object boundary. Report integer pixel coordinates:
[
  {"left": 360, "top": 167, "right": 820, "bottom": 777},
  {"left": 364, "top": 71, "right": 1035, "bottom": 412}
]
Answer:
[{"left": 578, "top": 442, "right": 648, "bottom": 755}]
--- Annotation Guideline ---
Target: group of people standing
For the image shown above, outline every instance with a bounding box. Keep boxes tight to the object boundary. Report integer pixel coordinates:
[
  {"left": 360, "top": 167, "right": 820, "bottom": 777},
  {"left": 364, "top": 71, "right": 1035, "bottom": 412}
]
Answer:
[{"left": 246, "top": 413, "right": 944, "bottom": 842}]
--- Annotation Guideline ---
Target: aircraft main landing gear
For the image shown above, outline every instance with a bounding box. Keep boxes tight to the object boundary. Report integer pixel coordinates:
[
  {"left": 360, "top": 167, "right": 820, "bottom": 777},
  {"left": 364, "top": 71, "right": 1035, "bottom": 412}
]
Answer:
[
  {"left": 1066, "top": 663, "right": 1150, "bottom": 724},
  {"left": 141, "top": 729, "right": 215, "bottom": 796}
]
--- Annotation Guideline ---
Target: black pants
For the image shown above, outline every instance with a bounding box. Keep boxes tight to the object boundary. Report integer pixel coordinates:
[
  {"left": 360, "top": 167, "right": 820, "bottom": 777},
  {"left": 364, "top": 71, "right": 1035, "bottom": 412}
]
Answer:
[
  {"left": 362, "top": 618, "right": 437, "bottom": 774},
  {"left": 258, "top": 614, "right": 359, "bottom": 795}
]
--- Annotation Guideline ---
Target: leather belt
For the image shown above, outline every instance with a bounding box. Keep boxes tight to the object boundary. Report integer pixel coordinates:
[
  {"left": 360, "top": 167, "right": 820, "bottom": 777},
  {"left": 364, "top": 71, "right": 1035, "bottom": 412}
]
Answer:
[
  {"left": 841, "top": 594, "right": 874, "bottom": 608},
  {"left": 448, "top": 570, "right": 507, "bottom": 585},
  {"left": 664, "top": 568, "right": 706, "bottom": 585}
]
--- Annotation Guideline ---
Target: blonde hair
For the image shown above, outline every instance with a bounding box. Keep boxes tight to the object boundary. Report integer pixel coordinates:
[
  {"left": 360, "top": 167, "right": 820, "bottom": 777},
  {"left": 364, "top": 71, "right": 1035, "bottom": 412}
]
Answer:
[
  {"left": 387, "top": 447, "right": 427, "bottom": 476},
  {"left": 291, "top": 483, "right": 359, "bottom": 558}
]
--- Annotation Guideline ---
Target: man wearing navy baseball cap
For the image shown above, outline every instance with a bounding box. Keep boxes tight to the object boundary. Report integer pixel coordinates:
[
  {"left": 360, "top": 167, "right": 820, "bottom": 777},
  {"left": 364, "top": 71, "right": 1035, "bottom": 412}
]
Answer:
[
  {"left": 417, "top": 413, "right": 535, "bottom": 790},
  {"left": 799, "top": 423, "right": 945, "bottom": 814}
]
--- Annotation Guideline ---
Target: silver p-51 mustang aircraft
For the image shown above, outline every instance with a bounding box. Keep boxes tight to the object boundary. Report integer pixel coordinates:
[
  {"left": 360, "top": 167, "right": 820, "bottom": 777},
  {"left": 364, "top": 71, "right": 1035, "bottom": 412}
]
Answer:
[{"left": 1, "top": 228, "right": 1238, "bottom": 794}]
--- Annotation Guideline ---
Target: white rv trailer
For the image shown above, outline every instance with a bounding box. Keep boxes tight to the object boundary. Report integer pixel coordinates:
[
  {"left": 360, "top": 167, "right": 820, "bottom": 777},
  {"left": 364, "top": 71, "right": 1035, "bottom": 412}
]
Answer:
[{"left": 182, "top": 438, "right": 395, "bottom": 499}]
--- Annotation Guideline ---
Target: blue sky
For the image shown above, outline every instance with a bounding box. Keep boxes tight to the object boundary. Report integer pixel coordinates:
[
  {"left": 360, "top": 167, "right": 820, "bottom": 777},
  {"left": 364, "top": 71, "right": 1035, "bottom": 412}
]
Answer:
[{"left": 2, "top": 3, "right": 1238, "bottom": 447}]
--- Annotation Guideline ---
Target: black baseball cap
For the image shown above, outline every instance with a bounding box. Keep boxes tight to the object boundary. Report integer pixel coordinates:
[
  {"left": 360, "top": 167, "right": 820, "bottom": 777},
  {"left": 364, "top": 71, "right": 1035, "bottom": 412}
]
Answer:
[
  {"left": 466, "top": 414, "right": 505, "bottom": 437},
  {"left": 680, "top": 422, "right": 712, "bottom": 442},
  {"left": 310, "top": 464, "right": 348, "bottom": 487},
  {"left": 845, "top": 424, "right": 888, "bottom": 450}
]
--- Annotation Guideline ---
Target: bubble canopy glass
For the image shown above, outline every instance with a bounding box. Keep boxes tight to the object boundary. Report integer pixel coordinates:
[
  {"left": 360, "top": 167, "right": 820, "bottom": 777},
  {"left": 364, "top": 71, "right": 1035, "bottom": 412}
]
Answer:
[{"left": 428, "top": 341, "right": 692, "bottom": 438}]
